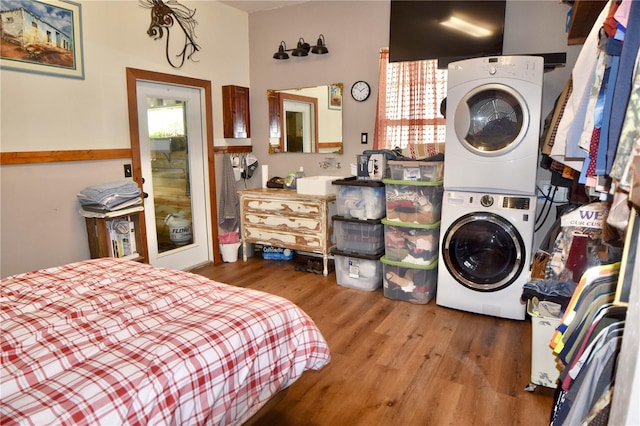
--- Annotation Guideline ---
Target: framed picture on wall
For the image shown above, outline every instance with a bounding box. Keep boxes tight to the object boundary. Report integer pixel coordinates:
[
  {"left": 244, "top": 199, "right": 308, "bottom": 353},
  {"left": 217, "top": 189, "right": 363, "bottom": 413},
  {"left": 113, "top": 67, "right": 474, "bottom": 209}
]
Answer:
[
  {"left": 328, "top": 84, "right": 342, "bottom": 110},
  {"left": 0, "top": 0, "right": 85, "bottom": 79}
]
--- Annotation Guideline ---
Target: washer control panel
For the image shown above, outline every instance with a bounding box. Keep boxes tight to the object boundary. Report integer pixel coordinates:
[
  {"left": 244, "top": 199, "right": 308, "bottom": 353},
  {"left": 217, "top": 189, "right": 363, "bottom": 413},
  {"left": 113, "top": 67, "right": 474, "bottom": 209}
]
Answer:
[{"left": 503, "top": 196, "right": 531, "bottom": 210}]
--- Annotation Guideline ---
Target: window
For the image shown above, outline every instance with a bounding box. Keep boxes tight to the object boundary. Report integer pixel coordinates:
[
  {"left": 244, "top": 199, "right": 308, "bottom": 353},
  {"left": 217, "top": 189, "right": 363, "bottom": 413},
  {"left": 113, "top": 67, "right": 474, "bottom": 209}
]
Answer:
[{"left": 374, "top": 48, "right": 447, "bottom": 158}]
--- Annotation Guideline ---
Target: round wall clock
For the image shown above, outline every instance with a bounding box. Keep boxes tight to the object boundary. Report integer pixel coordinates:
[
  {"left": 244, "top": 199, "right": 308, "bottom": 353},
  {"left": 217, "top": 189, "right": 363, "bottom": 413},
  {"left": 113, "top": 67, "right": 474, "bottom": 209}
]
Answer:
[{"left": 351, "top": 80, "right": 371, "bottom": 102}]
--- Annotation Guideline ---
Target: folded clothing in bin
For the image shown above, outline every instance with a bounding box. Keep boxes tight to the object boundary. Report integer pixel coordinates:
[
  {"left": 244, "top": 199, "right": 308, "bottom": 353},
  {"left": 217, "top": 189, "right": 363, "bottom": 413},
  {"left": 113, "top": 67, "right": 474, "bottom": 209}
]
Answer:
[
  {"left": 381, "top": 256, "right": 437, "bottom": 304},
  {"left": 383, "top": 179, "right": 443, "bottom": 225},
  {"left": 382, "top": 218, "right": 440, "bottom": 265},
  {"left": 333, "top": 177, "right": 386, "bottom": 220}
]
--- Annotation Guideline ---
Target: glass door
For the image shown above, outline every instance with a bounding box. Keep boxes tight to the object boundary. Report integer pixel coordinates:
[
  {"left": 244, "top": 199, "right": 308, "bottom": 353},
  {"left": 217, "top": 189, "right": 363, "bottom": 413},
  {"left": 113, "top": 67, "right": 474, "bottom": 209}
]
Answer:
[{"left": 136, "top": 80, "right": 210, "bottom": 270}]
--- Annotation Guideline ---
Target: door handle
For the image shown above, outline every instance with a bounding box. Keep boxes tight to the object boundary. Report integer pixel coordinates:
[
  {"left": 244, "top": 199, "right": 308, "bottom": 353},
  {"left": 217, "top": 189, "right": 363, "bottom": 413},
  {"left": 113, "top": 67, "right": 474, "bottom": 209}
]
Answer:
[{"left": 141, "top": 177, "right": 148, "bottom": 198}]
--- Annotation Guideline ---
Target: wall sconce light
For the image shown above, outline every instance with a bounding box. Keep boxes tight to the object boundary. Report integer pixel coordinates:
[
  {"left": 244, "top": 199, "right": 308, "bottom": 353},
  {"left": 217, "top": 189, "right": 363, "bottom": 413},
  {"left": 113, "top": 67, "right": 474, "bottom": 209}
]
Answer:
[
  {"left": 273, "top": 34, "right": 329, "bottom": 60},
  {"left": 292, "top": 38, "right": 310, "bottom": 57},
  {"left": 311, "top": 34, "right": 328, "bottom": 54}
]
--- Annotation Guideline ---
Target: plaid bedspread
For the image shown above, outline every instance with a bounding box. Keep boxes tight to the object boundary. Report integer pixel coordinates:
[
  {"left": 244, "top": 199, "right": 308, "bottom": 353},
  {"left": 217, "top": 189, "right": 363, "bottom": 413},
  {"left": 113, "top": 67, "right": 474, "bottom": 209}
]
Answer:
[{"left": 1, "top": 258, "right": 330, "bottom": 425}]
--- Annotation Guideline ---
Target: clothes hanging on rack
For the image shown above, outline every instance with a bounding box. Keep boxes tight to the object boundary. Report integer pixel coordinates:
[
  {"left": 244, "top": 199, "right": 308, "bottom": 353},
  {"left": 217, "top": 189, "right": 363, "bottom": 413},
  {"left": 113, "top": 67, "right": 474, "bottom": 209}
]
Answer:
[
  {"left": 551, "top": 263, "right": 619, "bottom": 353},
  {"left": 548, "top": 263, "right": 627, "bottom": 425},
  {"left": 610, "top": 53, "right": 640, "bottom": 191},
  {"left": 551, "top": 0, "right": 611, "bottom": 172},
  {"left": 550, "top": 0, "right": 640, "bottom": 198}
]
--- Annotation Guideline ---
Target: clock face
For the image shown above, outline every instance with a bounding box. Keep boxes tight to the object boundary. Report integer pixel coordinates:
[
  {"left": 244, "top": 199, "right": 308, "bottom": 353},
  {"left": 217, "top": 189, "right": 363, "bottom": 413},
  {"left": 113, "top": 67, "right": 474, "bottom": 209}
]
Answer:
[{"left": 351, "top": 81, "right": 371, "bottom": 102}]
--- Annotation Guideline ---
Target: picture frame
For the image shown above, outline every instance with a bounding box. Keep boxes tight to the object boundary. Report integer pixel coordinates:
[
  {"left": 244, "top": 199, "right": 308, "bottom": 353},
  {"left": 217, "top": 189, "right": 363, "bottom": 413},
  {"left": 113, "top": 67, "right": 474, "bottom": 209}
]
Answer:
[
  {"left": 0, "top": 0, "right": 85, "bottom": 79},
  {"left": 328, "top": 84, "right": 342, "bottom": 110}
]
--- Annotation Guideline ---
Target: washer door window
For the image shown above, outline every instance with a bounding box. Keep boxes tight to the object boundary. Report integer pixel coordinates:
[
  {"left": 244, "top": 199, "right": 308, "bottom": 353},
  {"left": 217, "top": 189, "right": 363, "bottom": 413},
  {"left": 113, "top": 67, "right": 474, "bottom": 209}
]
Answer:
[
  {"left": 454, "top": 83, "right": 528, "bottom": 155},
  {"left": 442, "top": 212, "right": 525, "bottom": 292}
]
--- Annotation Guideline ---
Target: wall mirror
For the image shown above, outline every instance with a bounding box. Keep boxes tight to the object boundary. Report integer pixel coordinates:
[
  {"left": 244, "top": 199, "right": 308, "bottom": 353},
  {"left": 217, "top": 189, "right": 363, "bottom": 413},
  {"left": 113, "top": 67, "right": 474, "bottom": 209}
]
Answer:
[{"left": 267, "top": 83, "right": 343, "bottom": 154}]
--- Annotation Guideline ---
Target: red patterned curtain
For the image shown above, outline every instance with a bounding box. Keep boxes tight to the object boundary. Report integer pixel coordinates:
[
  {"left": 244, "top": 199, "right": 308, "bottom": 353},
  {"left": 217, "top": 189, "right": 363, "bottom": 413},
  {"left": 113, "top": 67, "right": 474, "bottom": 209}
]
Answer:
[{"left": 374, "top": 48, "right": 447, "bottom": 158}]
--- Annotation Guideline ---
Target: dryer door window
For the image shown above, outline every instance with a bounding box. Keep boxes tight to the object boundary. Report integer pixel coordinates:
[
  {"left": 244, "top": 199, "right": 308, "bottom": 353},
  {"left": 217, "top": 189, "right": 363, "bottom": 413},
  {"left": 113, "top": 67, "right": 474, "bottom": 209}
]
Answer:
[
  {"left": 454, "top": 84, "right": 528, "bottom": 155},
  {"left": 442, "top": 212, "right": 525, "bottom": 292}
]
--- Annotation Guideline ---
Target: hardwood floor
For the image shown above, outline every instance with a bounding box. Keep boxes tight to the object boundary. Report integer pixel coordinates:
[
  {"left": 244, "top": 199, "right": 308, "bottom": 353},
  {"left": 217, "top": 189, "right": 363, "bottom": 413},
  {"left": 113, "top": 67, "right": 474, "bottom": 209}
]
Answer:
[{"left": 191, "top": 256, "right": 556, "bottom": 426}]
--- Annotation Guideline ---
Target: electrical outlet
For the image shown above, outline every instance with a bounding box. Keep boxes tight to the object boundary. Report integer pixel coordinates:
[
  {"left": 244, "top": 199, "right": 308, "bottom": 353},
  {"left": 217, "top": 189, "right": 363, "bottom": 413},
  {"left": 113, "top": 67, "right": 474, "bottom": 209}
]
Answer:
[{"left": 123, "top": 164, "right": 132, "bottom": 178}]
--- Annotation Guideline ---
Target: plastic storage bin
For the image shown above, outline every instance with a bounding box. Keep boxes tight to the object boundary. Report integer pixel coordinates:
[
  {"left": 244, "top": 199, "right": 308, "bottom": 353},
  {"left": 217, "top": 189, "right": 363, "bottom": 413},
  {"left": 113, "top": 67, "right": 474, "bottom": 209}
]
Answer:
[
  {"left": 333, "top": 249, "right": 383, "bottom": 291},
  {"left": 333, "top": 216, "right": 384, "bottom": 255},
  {"left": 383, "top": 179, "right": 444, "bottom": 225},
  {"left": 419, "top": 162, "right": 444, "bottom": 182},
  {"left": 388, "top": 161, "right": 421, "bottom": 181},
  {"left": 388, "top": 160, "right": 444, "bottom": 182},
  {"left": 527, "top": 300, "right": 562, "bottom": 389},
  {"left": 334, "top": 177, "right": 386, "bottom": 220},
  {"left": 382, "top": 218, "right": 440, "bottom": 265},
  {"left": 381, "top": 256, "right": 437, "bottom": 304}
]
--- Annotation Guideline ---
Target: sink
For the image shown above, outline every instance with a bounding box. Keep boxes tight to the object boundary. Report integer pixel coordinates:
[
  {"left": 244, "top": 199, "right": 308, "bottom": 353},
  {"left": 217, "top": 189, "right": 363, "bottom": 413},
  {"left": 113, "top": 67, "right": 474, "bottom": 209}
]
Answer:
[{"left": 296, "top": 176, "right": 339, "bottom": 195}]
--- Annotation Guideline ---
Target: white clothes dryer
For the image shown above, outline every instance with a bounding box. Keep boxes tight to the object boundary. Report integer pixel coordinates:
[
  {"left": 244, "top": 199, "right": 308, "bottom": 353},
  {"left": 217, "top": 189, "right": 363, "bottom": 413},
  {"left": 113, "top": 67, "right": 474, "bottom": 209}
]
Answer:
[
  {"left": 436, "top": 190, "right": 536, "bottom": 320},
  {"left": 443, "top": 56, "right": 544, "bottom": 195}
]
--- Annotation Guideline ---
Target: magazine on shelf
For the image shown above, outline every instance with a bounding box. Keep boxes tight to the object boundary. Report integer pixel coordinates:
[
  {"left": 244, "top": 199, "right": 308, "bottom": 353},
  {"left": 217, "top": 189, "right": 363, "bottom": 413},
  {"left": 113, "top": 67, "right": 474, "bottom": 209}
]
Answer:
[{"left": 106, "top": 218, "right": 139, "bottom": 259}]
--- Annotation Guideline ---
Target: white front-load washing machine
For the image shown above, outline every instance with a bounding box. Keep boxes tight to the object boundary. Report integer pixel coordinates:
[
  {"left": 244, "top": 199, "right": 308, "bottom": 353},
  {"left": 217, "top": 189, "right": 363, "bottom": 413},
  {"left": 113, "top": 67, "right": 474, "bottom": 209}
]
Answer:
[
  {"left": 443, "top": 56, "right": 544, "bottom": 195},
  {"left": 436, "top": 190, "right": 536, "bottom": 320}
]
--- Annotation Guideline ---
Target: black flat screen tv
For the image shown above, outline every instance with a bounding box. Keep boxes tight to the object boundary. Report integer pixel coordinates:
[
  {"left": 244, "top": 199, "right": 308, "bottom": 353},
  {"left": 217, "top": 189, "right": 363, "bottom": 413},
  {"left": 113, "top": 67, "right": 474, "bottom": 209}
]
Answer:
[{"left": 389, "top": 0, "right": 506, "bottom": 67}]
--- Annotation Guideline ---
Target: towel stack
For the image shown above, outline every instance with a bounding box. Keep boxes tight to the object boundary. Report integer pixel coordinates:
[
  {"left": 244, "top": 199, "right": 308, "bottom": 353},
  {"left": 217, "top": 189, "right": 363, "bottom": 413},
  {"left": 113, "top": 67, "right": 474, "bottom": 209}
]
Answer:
[{"left": 78, "top": 180, "right": 143, "bottom": 217}]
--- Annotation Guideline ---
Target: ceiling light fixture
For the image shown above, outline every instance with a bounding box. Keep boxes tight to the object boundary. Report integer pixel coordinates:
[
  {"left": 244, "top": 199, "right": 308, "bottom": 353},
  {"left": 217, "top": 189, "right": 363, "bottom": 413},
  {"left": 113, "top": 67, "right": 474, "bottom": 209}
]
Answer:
[
  {"left": 440, "top": 16, "right": 493, "bottom": 38},
  {"left": 273, "top": 34, "right": 329, "bottom": 60}
]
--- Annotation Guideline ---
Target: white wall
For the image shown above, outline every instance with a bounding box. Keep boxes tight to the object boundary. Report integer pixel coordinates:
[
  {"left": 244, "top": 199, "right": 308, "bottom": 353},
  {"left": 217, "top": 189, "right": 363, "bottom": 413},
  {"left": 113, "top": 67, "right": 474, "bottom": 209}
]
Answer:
[{"left": 0, "top": 0, "right": 250, "bottom": 277}]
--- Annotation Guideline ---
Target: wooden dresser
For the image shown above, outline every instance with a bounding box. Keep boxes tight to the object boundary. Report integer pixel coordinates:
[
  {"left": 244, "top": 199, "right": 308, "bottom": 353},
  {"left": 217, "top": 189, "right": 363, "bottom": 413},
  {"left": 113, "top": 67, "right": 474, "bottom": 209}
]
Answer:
[{"left": 239, "top": 189, "right": 336, "bottom": 275}]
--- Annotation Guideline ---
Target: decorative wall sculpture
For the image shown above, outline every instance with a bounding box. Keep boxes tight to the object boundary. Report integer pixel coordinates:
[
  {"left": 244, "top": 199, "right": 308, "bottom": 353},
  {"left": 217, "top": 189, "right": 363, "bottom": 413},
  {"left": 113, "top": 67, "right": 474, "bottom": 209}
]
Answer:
[{"left": 140, "top": 0, "right": 200, "bottom": 69}]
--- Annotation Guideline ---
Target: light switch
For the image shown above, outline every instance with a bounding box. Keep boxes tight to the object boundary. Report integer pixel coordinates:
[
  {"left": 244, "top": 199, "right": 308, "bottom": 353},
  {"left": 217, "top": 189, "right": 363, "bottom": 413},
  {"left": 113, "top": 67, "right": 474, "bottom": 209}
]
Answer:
[{"left": 361, "top": 132, "right": 368, "bottom": 144}]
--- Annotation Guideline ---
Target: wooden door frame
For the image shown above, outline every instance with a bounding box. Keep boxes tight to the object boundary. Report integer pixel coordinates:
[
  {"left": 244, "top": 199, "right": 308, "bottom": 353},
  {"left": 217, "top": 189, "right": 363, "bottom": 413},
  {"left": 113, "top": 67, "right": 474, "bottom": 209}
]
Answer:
[{"left": 125, "top": 67, "right": 221, "bottom": 264}]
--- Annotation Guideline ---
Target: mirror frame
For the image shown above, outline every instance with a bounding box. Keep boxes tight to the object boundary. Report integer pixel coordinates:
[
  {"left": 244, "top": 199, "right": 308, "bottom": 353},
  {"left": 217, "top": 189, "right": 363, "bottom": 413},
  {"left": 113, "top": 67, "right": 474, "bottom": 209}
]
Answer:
[{"left": 267, "top": 83, "right": 343, "bottom": 154}]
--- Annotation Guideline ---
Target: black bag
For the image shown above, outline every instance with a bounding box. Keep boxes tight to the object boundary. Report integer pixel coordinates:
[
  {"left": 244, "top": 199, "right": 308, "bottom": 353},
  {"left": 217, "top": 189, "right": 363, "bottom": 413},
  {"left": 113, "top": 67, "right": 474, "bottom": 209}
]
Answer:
[{"left": 266, "top": 176, "right": 285, "bottom": 189}]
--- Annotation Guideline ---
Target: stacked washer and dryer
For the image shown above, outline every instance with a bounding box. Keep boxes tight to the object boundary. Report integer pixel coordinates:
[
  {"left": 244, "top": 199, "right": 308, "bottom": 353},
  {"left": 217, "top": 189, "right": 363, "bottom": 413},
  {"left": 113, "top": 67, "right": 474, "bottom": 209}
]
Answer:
[{"left": 436, "top": 56, "right": 544, "bottom": 320}]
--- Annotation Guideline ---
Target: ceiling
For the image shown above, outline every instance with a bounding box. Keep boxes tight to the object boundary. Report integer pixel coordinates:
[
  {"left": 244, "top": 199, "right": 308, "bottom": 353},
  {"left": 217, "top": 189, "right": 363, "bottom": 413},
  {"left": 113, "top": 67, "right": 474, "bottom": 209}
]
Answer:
[{"left": 218, "top": 1, "right": 309, "bottom": 14}]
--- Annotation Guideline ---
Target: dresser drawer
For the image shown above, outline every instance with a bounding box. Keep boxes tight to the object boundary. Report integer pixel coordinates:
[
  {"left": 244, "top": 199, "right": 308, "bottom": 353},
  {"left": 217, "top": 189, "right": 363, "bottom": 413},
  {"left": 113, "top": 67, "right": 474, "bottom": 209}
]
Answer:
[
  {"left": 242, "top": 197, "right": 322, "bottom": 216},
  {"left": 244, "top": 212, "right": 322, "bottom": 233},
  {"left": 243, "top": 226, "right": 323, "bottom": 250}
]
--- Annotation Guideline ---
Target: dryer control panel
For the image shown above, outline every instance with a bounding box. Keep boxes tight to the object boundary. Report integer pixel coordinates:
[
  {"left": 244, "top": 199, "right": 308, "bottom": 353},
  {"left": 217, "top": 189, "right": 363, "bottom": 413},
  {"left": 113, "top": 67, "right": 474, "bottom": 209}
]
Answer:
[{"left": 503, "top": 196, "right": 531, "bottom": 210}]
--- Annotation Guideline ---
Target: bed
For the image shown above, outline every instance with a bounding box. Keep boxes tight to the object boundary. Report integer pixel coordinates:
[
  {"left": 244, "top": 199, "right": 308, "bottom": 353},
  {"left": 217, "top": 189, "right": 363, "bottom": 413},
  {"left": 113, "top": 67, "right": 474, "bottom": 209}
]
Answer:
[{"left": 1, "top": 258, "right": 331, "bottom": 425}]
